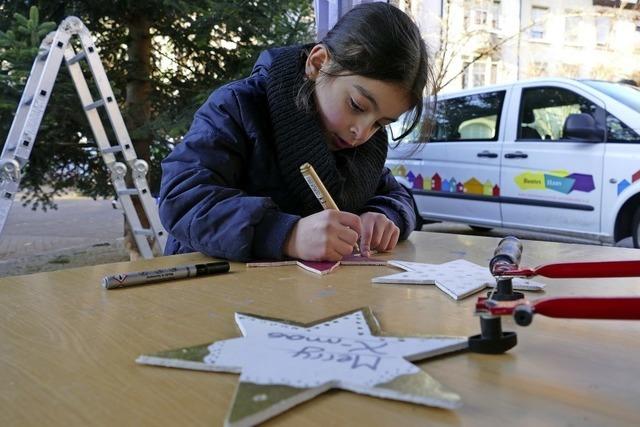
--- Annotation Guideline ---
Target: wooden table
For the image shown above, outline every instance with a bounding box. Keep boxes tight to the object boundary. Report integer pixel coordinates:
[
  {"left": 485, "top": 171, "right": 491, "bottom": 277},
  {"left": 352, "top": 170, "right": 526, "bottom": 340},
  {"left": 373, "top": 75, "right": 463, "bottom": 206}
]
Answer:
[{"left": 1, "top": 232, "right": 639, "bottom": 426}]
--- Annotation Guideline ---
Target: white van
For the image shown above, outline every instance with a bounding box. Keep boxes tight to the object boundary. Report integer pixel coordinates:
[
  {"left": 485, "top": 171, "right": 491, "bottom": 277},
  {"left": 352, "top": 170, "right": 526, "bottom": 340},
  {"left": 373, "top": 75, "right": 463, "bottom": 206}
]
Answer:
[{"left": 386, "top": 78, "right": 640, "bottom": 248}]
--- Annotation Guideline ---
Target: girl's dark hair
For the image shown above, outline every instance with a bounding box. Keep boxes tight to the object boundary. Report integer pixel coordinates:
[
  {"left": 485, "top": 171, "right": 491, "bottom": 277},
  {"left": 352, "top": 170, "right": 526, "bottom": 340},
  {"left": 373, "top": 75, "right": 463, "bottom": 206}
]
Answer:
[{"left": 296, "top": 2, "right": 434, "bottom": 143}]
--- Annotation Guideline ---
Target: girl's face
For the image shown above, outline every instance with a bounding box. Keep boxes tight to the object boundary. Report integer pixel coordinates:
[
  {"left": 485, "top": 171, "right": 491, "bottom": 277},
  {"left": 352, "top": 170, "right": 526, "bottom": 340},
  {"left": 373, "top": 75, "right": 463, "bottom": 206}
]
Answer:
[{"left": 306, "top": 46, "right": 412, "bottom": 151}]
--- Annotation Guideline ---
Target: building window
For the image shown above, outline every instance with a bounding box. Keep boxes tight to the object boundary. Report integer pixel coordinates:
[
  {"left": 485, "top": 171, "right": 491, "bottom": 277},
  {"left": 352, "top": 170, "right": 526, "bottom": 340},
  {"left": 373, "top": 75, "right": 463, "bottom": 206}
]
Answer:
[
  {"left": 596, "top": 16, "right": 611, "bottom": 46},
  {"left": 529, "top": 61, "right": 548, "bottom": 78},
  {"left": 634, "top": 19, "right": 640, "bottom": 53},
  {"left": 472, "top": 62, "right": 486, "bottom": 87},
  {"left": 491, "top": 0, "right": 501, "bottom": 30},
  {"left": 559, "top": 63, "right": 581, "bottom": 78},
  {"left": 474, "top": 9, "right": 488, "bottom": 26},
  {"left": 462, "top": 59, "right": 500, "bottom": 89},
  {"left": 530, "top": 6, "right": 548, "bottom": 39},
  {"left": 564, "top": 10, "right": 581, "bottom": 44},
  {"left": 466, "top": 0, "right": 501, "bottom": 31},
  {"left": 462, "top": 60, "right": 471, "bottom": 89}
]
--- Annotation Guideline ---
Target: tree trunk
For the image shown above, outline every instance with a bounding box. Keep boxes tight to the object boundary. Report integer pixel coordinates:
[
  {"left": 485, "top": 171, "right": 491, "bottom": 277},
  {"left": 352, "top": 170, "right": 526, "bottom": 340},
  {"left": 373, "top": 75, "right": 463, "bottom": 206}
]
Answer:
[{"left": 123, "top": 13, "right": 153, "bottom": 260}]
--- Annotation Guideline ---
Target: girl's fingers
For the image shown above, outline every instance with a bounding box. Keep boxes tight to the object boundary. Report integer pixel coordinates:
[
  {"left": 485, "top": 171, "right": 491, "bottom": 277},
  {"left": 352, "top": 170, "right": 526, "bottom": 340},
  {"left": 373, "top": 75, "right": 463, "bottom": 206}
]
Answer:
[
  {"left": 359, "top": 220, "right": 375, "bottom": 256},
  {"left": 336, "top": 225, "right": 359, "bottom": 247},
  {"left": 369, "top": 220, "right": 384, "bottom": 249},
  {"left": 384, "top": 225, "right": 400, "bottom": 251},
  {"left": 336, "top": 211, "right": 362, "bottom": 237},
  {"left": 334, "top": 235, "right": 358, "bottom": 257},
  {"left": 377, "top": 222, "right": 395, "bottom": 251},
  {"left": 327, "top": 246, "right": 346, "bottom": 261},
  {"left": 359, "top": 212, "right": 399, "bottom": 253}
]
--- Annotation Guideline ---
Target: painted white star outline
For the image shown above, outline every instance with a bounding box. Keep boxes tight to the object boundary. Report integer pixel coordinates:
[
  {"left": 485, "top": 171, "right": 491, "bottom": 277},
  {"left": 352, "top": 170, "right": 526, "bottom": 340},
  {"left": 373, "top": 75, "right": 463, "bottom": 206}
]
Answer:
[
  {"left": 204, "top": 310, "right": 466, "bottom": 389},
  {"left": 138, "top": 308, "right": 468, "bottom": 426}
]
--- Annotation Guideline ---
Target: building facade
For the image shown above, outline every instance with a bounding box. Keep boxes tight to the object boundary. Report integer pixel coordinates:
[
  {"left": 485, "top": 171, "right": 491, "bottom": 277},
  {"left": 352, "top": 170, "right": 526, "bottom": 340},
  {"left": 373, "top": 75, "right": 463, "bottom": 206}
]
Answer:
[{"left": 415, "top": 0, "right": 640, "bottom": 92}]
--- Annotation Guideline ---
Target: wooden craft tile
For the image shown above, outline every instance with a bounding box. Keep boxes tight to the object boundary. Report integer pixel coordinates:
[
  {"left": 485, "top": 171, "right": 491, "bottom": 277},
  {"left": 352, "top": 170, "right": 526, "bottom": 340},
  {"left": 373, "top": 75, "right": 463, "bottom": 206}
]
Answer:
[{"left": 246, "top": 254, "right": 385, "bottom": 275}]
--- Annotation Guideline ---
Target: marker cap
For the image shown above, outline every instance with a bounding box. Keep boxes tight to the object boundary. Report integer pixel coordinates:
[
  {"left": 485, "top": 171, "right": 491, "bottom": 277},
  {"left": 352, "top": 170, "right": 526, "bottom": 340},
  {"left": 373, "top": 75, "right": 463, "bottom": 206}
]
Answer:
[{"left": 196, "top": 261, "right": 230, "bottom": 275}]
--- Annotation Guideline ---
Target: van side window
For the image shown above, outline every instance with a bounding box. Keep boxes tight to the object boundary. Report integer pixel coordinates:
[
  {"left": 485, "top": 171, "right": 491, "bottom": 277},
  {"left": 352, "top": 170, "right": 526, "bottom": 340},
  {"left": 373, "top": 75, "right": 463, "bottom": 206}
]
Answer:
[
  {"left": 430, "top": 91, "right": 505, "bottom": 142},
  {"left": 606, "top": 113, "right": 640, "bottom": 143},
  {"left": 518, "top": 87, "right": 603, "bottom": 141}
]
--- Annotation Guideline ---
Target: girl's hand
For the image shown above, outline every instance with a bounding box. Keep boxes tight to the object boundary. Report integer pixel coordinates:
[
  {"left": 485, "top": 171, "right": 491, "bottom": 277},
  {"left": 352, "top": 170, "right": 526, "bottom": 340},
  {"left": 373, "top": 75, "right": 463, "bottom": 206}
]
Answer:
[
  {"left": 359, "top": 212, "right": 400, "bottom": 257},
  {"left": 284, "top": 210, "right": 361, "bottom": 261}
]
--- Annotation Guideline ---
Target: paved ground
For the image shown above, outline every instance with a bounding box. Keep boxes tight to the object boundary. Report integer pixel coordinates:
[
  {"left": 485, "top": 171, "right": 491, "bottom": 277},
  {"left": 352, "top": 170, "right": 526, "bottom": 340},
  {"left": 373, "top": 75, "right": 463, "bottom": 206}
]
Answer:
[
  {"left": 0, "top": 194, "right": 635, "bottom": 278},
  {"left": 0, "top": 194, "right": 128, "bottom": 277}
]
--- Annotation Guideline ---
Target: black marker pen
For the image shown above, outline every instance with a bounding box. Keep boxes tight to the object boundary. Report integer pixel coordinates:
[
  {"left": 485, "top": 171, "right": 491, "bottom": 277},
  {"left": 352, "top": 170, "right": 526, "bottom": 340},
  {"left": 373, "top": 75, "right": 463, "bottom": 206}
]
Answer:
[{"left": 102, "top": 261, "right": 230, "bottom": 289}]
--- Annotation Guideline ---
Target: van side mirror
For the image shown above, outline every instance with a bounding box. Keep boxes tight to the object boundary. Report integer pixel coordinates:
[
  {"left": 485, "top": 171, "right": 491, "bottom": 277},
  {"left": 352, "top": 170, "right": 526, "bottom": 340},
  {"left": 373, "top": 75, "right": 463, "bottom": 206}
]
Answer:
[{"left": 563, "top": 113, "right": 605, "bottom": 142}]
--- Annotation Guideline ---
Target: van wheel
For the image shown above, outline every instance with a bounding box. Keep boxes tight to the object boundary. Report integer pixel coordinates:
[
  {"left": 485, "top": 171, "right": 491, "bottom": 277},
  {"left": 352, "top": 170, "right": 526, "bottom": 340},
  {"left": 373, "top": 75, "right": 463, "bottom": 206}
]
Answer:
[
  {"left": 469, "top": 225, "right": 493, "bottom": 232},
  {"left": 632, "top": 208, "right": 640, "bottom": 248}
]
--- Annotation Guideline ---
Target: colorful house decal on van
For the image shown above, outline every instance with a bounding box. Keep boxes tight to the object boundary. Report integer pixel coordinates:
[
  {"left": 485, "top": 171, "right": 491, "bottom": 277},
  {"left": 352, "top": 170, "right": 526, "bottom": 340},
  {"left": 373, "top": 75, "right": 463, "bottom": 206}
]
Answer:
[
  {"left": 431, "top": 173, "right": 441, "bottom": 191},
  {"left": 449, "top": 178, "right": 457, "bottom": 192},
  {"left": 413, "top": 174, "right": 424, "bottom": 189},
  {"left": 464, "top": 178, "right": 483, "bottom": 195},
  {"left": 389, "top": 166, "right": 500, "bottom": 198},
  {"left": 483, "top": 180, "right": 493, "bottom": 196}
]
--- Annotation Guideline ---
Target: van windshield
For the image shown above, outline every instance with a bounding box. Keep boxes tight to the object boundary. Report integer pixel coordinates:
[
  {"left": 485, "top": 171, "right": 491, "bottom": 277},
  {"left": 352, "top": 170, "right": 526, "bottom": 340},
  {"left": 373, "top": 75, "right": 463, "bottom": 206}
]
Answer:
[{"left": 582, "top": 80, "right": 640, "bottom": 113}]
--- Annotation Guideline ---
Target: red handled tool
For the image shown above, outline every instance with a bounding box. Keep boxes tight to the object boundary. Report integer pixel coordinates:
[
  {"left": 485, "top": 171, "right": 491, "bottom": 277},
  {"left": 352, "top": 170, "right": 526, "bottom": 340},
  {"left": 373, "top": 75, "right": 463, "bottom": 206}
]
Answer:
[
  {"left": 468, "top": 236, "right": 640, "bottom": 354},
  {"left": 492, "top": 260, "right": 640, "bottom": 279},
  {"left": 475, "top": 296, "right": 640, "bottom": 326},
  {"left": 488, "top": 235, "right": 640, "bottom": 278}
]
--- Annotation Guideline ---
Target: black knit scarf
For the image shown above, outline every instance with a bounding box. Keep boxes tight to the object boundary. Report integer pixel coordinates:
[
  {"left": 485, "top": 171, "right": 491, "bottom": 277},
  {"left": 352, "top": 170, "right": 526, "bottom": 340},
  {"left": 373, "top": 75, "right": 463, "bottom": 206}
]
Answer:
[{"left": 265, "top": 45, "right": 388, "bottom": 217}]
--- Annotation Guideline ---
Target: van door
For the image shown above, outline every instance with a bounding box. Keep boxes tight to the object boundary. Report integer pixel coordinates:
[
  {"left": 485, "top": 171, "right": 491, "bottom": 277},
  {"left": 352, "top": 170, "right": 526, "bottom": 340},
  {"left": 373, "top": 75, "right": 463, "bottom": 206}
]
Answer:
[
  {"left": 500, "top": 84, "right": 606, "bottom": 238},
  {"left": 388, "top": 90, "right": 507, "bottom": 227}
]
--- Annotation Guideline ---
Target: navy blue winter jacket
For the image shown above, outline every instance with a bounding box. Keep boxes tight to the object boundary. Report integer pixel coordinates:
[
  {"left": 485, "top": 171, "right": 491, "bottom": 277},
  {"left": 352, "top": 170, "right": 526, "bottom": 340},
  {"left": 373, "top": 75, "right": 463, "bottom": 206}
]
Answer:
[{"left": 159, "top": 45, "right": 416, "bottom": 261}]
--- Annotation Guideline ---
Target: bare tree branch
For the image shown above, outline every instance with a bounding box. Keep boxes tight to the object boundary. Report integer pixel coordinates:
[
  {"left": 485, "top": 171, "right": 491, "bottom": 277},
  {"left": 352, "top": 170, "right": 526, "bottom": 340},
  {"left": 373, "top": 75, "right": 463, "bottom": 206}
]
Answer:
[{"left": 433, "top": 0, "right": 535, "bottom": 92}]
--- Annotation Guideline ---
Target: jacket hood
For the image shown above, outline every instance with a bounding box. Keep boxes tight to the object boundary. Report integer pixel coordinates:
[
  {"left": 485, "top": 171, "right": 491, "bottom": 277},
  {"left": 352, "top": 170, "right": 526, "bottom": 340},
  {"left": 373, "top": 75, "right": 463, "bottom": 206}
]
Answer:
[{"left": 251, "top": 44, "right": 314, "bottom": 78}]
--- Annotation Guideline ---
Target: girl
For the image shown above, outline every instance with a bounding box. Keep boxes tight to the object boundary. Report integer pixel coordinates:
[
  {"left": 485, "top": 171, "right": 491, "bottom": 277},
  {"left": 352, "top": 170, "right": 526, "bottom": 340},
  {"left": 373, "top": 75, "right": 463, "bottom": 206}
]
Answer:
[{"left": 159, "top": 2, "right": 431, "bottom": 262}]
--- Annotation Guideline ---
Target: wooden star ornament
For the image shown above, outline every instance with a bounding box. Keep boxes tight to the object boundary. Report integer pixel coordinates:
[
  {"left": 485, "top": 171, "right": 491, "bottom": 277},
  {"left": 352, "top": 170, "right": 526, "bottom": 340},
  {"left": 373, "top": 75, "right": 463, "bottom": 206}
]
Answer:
[
  {"left": 373, "top": 259, "right": 545, "bottom": 300},
  {"left": 137, "top": 307, "right": 468, "bottom": 426},
  {"left": 246, "top": 253, "right": 386, "bottom": 275}
]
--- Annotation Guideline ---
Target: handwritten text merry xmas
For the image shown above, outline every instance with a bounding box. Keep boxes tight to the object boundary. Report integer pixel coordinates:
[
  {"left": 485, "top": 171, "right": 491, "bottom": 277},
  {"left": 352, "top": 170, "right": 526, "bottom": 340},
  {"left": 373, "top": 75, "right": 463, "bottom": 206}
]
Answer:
[{"left": 267, "top": 331, "right": 389, "bottom": 371}]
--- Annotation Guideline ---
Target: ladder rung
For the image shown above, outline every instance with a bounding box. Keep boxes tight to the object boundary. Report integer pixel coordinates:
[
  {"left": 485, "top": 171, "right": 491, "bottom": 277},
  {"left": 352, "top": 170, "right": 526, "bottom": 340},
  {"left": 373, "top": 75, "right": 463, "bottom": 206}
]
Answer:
[
  {"left": 23, "top": 97, "right": 34, "bottom": 106},
  {"left": 66, "top": 51, "right": 86, "bottom": 65},
  {"left": 101, "top": 146, "right": 123, "bottom": 154},
  {"left": 133, "top": 228, "right": 154, "bottom": 236},
  {"left": 83, "top": 99, "right": 105, "bottom": 111},
  {"left": 117, "top": 189, "right": 138, "bottom": 196}
]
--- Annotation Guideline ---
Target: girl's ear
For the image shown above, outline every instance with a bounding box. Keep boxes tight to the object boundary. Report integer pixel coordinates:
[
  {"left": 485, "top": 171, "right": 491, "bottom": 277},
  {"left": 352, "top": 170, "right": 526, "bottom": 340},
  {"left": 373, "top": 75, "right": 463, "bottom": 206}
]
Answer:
[{"left": 305, "top": 44, "right": 330, "bottom": 81}]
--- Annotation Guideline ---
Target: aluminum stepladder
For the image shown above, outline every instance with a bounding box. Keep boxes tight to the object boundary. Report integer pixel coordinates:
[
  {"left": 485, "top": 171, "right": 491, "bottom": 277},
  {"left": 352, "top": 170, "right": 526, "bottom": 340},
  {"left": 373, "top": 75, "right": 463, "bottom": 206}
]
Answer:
[{"left": 0, "top": 16, "right": 167, "bottom": 259}]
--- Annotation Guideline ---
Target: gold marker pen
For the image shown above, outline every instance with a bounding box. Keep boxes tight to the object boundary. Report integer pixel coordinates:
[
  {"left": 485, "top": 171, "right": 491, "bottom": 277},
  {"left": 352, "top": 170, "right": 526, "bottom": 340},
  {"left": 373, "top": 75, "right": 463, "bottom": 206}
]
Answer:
[{"left": 102, "top": 261, "right": 230, "bottom": 289}]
